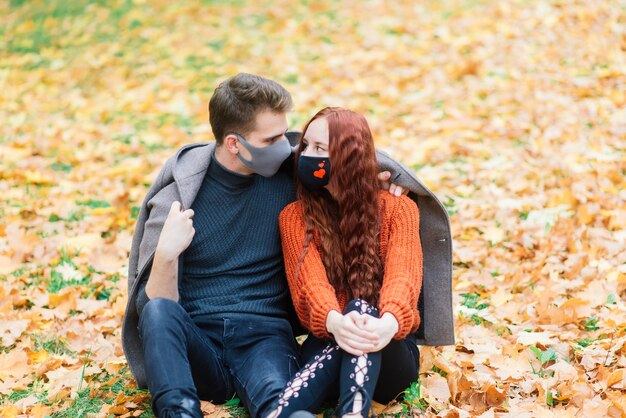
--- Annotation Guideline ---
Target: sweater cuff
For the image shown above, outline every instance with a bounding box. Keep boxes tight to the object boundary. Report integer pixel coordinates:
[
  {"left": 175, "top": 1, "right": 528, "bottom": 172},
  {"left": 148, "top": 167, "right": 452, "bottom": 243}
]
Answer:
[
  {"left": 309, "top": 300, "right": 341, "bottom": 340},
  {"left": 380, "top": 300, "right": 413, "bottom": 340}
]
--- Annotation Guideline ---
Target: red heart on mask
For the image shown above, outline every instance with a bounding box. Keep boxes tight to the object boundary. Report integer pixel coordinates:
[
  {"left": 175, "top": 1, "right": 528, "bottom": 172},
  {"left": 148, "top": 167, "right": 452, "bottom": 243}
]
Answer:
[
  {"left": 318, "top": 161, "right": 325, "bottom": 168},
  {"left": 313, "top": 169, "right": 326, "bottom": 179}
]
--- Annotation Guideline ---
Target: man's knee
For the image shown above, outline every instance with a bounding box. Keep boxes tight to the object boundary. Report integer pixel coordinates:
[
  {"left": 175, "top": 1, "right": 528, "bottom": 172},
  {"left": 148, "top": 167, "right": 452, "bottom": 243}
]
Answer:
[{"left": 139, "top": 297, "right": 187, "bottom": 334}]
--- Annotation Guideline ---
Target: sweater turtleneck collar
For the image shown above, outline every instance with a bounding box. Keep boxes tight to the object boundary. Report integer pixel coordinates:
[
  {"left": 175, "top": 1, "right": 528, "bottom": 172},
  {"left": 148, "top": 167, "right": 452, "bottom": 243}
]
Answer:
[{"left": 207, "top": 150, "right": 256, "bottom": 189}]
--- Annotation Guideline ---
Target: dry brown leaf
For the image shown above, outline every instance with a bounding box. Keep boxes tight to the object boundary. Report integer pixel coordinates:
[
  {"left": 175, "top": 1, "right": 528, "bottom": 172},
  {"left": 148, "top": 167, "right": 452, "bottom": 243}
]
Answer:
[
  {"left": 0, "top": 320, "right": 30, "bottom": 346},
  {"left": 29, "top": 404, "right": 52, "bottom": 418}
]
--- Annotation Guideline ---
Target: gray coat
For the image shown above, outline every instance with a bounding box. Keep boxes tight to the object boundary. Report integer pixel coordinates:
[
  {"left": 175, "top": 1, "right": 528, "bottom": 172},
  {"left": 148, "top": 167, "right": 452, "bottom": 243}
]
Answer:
[{"left": 122, "top": 133, "right": 455, "bottom": 388}]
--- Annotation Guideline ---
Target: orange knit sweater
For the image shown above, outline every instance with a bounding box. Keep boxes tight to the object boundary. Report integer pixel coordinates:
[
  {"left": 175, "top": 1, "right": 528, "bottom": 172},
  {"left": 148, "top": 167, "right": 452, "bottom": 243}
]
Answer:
[{"left": 279, "top": 191, "right": 423, "bottom": 340}]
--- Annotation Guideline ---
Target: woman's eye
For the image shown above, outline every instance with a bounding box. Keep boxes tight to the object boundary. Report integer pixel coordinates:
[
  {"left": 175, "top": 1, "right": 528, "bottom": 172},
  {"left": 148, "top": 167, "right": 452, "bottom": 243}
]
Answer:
[{"left": 316, "top": 146, "right": 325, "bottom": 152}]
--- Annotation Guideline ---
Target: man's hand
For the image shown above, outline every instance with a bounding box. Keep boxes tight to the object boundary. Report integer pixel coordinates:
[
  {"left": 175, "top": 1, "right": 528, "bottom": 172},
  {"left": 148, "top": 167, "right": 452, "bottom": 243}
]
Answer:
[
  {"left": 361, "top": 312, "right": 398, "bottom": 353},
  {"left": 145, "top": 201, "right": 194, "bottom": 301},
  {"left": 377, "top": 171, "right": 407, "bottom": 197},
  {"left": 156, "top": 201, "right": 195, "bottom": 259},
  {"left": 326, "top": 310, "right": 378, "bottom": 356}
]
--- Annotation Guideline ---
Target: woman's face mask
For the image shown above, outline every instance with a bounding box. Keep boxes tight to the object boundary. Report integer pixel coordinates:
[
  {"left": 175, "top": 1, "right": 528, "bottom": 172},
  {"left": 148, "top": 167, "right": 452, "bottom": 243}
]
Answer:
[
  {"left": 234, "top": 133, "right": 292, "bottom": 177},
  {"left": 297, "top": 155, "right": 331, "bottom": 191}
]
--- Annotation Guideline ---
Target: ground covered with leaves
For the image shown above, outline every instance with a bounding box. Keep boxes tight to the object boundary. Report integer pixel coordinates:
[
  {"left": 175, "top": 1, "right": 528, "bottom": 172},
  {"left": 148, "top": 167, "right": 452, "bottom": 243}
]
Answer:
[{"left": 1, "top": 0, "right": 625, "bottom": 417}]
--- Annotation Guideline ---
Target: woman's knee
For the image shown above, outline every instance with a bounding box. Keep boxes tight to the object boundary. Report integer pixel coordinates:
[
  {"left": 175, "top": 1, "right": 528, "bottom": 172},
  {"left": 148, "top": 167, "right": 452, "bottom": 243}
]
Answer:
[
  {"left": 374, "top": 341, "right": 419, "bottom": 404},
  {"left": 342, "top": 299, "right": 379, "bottom": 318}
]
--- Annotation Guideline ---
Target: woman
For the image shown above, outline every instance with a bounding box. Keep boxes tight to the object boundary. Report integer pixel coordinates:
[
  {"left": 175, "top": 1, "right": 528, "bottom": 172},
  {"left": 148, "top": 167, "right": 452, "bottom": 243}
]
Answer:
[{"left": 268, "top": 107, "right": 423, "bottom": 418}]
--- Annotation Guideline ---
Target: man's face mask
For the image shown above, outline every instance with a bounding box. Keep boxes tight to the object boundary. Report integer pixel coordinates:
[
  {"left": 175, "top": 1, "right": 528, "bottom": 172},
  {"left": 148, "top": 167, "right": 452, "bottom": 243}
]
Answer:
[
  {"left": 233, "top": 133, "right": 292, "bottom": 177},
  {"left": 297, "top": 155, "right": 331, "bottom": 191}
]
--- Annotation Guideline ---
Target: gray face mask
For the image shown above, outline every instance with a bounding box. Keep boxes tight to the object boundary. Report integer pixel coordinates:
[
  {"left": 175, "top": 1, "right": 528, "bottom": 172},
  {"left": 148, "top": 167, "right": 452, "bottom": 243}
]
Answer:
[{"left": 233, "top": 133, "right": 292, "bottom": 177}]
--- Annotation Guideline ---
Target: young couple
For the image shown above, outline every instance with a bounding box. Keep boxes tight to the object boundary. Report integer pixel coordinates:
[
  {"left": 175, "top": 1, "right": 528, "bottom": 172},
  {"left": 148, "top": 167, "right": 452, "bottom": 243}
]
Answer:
[{"left": 121, "top": 73, "right": 454, "bottom": 418}]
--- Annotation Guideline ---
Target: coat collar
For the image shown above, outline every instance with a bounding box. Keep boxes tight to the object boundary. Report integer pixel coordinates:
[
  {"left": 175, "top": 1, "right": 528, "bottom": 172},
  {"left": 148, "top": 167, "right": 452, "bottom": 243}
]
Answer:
[
  {"left": 169, "top": 136, "right": 299, "bottom": 210},
  {"left": 171, "top": 142, "right": 215, "bottom": 210}
]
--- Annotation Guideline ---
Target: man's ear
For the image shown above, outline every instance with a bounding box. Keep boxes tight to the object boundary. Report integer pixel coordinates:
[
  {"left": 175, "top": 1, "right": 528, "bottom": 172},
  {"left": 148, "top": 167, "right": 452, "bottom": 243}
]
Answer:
[{"left": 223, "top": 134, "right": 240, "bottom": 155}]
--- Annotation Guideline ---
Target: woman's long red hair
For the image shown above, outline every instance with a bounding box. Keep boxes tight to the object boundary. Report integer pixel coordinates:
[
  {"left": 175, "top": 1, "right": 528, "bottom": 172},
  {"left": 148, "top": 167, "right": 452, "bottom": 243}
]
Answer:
[{"left": 295, "top": 107, "right": 383, "bottom": 306}]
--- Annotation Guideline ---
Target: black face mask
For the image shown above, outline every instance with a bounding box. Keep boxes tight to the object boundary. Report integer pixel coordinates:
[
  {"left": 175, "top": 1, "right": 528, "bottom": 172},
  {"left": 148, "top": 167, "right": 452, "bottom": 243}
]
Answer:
[{"left": 297, "top": 155, "right": 331, "bottom": 191}]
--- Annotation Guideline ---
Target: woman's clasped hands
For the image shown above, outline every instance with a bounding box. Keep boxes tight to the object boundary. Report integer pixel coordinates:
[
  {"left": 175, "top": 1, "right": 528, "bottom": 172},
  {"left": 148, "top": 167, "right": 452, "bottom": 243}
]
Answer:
[{"left": 325, "top": 310, "right": 399, "bottom": 356}]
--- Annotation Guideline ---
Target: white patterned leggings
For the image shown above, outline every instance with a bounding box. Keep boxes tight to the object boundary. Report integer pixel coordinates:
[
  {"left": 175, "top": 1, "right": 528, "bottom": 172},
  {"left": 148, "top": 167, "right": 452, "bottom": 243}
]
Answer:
[{"left": 267, "top": 299, "right": 383, "bottom": 418}]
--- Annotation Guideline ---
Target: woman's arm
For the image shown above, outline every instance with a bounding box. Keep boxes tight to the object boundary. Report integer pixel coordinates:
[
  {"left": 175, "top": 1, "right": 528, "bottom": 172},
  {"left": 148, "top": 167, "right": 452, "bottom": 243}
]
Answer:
[
  {"left": 378, "top": 195, "right": 423, "bottom": 339},
  {"left": 279, "top": 202, "right": 386, "bottom": 352},
  {"left": 279, "top": 203, "right": 341, "bottom": 339}
]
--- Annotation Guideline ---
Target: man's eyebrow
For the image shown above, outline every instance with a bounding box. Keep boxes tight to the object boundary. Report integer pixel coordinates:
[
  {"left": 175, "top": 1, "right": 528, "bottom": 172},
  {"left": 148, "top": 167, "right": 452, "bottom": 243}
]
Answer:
[{"left": 262, "top": 129, "right": 288, "bottom": 142}]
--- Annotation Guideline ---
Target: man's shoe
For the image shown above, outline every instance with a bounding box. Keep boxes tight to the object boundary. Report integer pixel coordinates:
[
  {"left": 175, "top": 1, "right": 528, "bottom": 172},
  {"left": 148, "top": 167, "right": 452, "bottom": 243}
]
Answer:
[
  {"left": 289, "top": 411, "right": 316, "bottom": 418},
  {"left": 159, "top": 397, "right": 203, "bottom": 418},
  {"left": 160, "top": 410, "right": 199, "bottom": 418}
]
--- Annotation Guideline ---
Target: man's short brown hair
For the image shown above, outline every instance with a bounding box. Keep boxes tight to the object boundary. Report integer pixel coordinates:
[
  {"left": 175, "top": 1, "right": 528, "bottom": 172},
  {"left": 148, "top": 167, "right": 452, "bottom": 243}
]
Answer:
[{"left": 209, "top": 73, "right": 293, "bottom": 145}]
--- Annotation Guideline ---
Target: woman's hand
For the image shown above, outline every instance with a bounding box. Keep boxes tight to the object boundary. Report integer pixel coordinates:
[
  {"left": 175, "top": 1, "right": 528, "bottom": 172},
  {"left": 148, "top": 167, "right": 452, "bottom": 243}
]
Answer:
[
  {"left": 377, "top": 171, "right": 407, "bottom": 197},
  {"left": 156, "top": 201, "right": 195, "bottom": 259},
  {"left": 326, "top": 310, "right": 379, "bottom": 356},
  {"left": 361, "top": 312, "right": 399, "bottom": 353}
]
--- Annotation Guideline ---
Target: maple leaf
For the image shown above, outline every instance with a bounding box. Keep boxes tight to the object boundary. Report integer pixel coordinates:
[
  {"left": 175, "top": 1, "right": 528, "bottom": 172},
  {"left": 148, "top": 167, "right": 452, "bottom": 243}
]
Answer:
[{"left": 0, "top": 320, "right": 30, "bottom": 347}]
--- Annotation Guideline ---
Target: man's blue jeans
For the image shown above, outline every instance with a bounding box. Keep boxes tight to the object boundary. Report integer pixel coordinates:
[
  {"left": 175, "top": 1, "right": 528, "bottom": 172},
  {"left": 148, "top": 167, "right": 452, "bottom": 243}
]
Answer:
[{"left": 138, "top": 298, "right": 301, "bottom": 418}]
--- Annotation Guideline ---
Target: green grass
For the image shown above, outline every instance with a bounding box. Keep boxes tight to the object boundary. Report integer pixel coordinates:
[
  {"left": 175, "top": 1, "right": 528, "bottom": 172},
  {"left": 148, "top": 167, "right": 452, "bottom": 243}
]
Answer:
[
  {"left": 49, "top": 386, "right": 105, "bottom": 418},
  {"left": 51, "top": 162, "right": 74, "bottom": 172},
  {"left": 468, "top": 313, "right": 491, "bottom": 326},
  {"left": 6, "top": 389, "right": 32, "bottom": 403},
  {"left": 2, "top": 378, "right": 48, "bottom": 407},
  {"left": 95, "top": 287, "right": 112, "bottom": 300},
  {"left": 21, "top": 368, "right": 156, "bottom": 417},
  {"left": 5, "top": 0, "right": 149, "bottom": 68},
  {"left": 76, "top": 199, "right": 111, "bottom": 209},
  {"left": 202, "top": 0, "right": 247, "bottom": 6},
  {"left": 99, "top": 373, "right": 154, "bottom": 417},
  {"left": 48, "top": 210, "right": 86, "bottom": 224},
  {"left": 583, "top": 317, "right": 599, "bottom": 331},
  {"left": 460, "top": 292, "right": 489, "bottom": 310},
  {"left": 11, "top": 267, "right": 27, "bottom": 277},
  {"left": 32, "top": 334, "right": 75, "bottom": 356},
  {"left": 2, "top": 369, "right": 154, "bottom": 417},
  {"left": 45, "top": 248, "right": 92, "bottom": 293},
  {"left": 443, "top": 196, "right": 457, "bottom": 216},
  {"left": 402, "top": 379, "right": 428, "bottom": 414},
  {"left": 223, "top": 397, "right": 250, "bottom": 417},
  {"left": 576, "top": 337, "right": 598, "bottom": 349},
  {"left": 7, "top": 24, "right": 52, "bottom": 54},
  {"left": 47, "top": 267, "right": 91, "bottom": 294},
  {"left": 6, "top": 1, "right": 90, "bottom": 54},
  {"left": 529, "top": 346, "right": 557, "bottom": 378},
  {"left": 431, "top": 365, "right": 448, "bottom": 378}
]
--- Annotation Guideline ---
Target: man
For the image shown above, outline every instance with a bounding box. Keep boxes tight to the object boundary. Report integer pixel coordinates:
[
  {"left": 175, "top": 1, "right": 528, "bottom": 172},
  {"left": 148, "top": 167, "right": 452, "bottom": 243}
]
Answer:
[{"left": 122, "top": 73, "right": 455, "bottom": 418}]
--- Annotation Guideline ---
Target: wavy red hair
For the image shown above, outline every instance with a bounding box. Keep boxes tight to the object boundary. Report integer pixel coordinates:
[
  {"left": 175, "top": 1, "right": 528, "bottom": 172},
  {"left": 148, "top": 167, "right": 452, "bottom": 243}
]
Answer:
[{"left": 295, "top": 107, "right": 383, "bottom": 306}]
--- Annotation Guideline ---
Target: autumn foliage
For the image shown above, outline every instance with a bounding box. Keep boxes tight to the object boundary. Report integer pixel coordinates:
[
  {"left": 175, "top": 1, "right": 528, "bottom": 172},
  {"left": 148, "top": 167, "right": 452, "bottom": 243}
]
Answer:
[{"left": 1, "top": 0, "right": 625, "bottom": 417}]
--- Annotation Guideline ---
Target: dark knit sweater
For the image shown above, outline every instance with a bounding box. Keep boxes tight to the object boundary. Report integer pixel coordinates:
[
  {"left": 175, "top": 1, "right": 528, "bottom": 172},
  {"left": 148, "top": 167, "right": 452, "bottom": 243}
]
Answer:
[{"left": 135, "top": 153, "right": 296, "bottom": 320}]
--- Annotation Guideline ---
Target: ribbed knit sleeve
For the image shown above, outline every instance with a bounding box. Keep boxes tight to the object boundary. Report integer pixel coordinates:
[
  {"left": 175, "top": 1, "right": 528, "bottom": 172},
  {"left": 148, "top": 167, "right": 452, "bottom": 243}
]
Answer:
[
  {"left": 379, "top": 194, "right": 423, "bottom": 339},
  {"left": 279, "top": 202, "right": 341, "bottom": 339}
]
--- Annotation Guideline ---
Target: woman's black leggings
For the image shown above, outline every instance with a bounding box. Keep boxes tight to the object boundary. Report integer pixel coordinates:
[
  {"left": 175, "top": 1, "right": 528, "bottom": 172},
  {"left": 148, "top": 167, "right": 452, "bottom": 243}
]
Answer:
[{"left": 269, "top": 299, "right": 420, "bottom": 417}]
